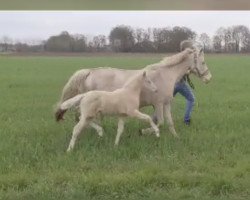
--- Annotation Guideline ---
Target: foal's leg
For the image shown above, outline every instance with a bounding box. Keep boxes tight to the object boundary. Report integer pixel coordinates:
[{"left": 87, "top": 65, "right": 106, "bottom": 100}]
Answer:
[
  {"left": 89, "top": 121, "right": 104, "bottom": 137},
  {"left": 140, "top": 104, "right": 164, "bottom": 135},
  {"left": 132, "top": 110, "right": 159, "bottom": 137},
  {"left": 67, "top": 117, "right": 89, "bottom": 152},
  {"left": 114, "top": 118, "right": 125, "bottom": 146},
  {"left": 164, "top": 103, "right": 179, "bottom": 138}
]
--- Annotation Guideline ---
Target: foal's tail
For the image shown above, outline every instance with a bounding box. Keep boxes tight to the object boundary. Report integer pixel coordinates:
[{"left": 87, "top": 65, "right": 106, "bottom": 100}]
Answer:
[
  {"left": 55, "top": 94, "right": 85, "bottom": 122},
  {"left": 55, "top": 69, "right": 90, "bottom": 121}
]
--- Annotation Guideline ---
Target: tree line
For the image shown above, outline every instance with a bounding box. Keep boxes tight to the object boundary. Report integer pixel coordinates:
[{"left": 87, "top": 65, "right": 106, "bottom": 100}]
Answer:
[{"left": 1, "top": 25, "right": 250, "bottom": 53}]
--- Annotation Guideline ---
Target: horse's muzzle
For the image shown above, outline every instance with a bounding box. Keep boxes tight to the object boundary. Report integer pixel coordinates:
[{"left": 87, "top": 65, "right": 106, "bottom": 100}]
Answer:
[{"left": 202, "top": 72, "right": 212, "bottom": 84}]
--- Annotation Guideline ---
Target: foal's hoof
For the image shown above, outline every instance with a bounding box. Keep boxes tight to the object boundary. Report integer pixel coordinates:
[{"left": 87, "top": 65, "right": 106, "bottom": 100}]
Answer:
[
  {"left": 174, "top": 134, "right": 180, "bottom": 139},
  {"left": 138, "top": 129, "right": 143, "bottom": 136},
  {"left": 67, "top": 147, "right": 73, "bottom": 153}
]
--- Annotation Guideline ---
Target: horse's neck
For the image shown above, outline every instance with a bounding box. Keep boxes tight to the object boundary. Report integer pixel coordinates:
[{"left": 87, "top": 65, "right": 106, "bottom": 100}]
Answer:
[{"left": 161, "top": 58, "right": 192, "bottom": 84}]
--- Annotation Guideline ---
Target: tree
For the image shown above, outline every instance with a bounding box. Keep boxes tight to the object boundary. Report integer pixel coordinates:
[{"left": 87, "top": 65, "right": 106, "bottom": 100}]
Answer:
[
  {"left": 152, "top": 27, "right": 171, "bottom": 52},
  {"left": 72, "top": 34, "right": 87, "bottom": 52},
  {"left": 109, "top": 25, "right": 135, "bottom": 52},
  {"left": 92, "top": 35, "right": 106, "bottom": 51},
  {"left": 231, "top": 25, "right": 250, "bottom": 52},
  {"left": 199, "top": 33, "right": 211, "bottom": 52},
  {"left": 213, "top": 35, "right": 222, "bottom": 52},
  {"left": 214, "top": 27, "right": 233, "bottom": 52},
  {"left": 152, "top": 26, "right": 196, "bottom": 52},
  {"left": 44, "top": 31, "right": 88, "bottom": 52},
  {"left": 1, "top": 36, "right": 12, "bottom": 51},
  {"left": 134, "top": 28, "right": 145, "bottom": 44},
  {"left": 133, "top": 28, "right": 155, "bottom": 52},
  {"left": 45, "top": 31, "right": 73, "bottom": 52}
]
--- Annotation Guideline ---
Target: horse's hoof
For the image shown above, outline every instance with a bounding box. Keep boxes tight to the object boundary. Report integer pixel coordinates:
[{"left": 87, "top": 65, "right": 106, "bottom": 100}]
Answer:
[
  {"left": 67, "top": 147, "right": 73, "bottom": 152},
  {"left": 98, "top": 134, "right": 103, "bottom": 139},
  {"left": 138, "top": 129, "right": 143, "bottom": 136}
]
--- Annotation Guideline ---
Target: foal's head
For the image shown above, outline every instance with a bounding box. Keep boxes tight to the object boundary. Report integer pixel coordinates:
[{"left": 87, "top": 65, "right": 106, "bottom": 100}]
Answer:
[{"left": 142, "top": 71, "right": 157, "bottom": 93}]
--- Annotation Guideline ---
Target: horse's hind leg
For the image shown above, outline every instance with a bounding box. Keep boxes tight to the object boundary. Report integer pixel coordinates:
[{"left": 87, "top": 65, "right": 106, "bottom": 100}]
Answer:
[
  {"left": 89, "top": 121, "right": 103, "bottom": 137},
  {"left": 132, "top": 110, "right": 159, "bottom": 137},
  {"left": 114, "top": 118, "right": 125, "bottom": 146},
  {"left": 67, "top": 117, "right": 89, "bottom": 152}
]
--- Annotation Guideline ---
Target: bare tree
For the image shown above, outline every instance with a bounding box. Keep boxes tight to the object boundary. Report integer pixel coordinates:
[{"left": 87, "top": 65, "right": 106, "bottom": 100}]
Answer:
[
  {"left": 213, "top": 35, "right": 222, "bottom": 52},
  {"left": 199, "top": 33, "right": 211, "bottom": 52},
  {"left": 1, "top": 36, "right": 12, "bottom": 51},
  {"left": 134, "top": 28, "right": 144, "bottom": 44},
  {"left": 231, "top": 25, "right": 250, "bottom": 52},
  {"left": 93, "top": 35, "right": 106, "bottom": 51}
]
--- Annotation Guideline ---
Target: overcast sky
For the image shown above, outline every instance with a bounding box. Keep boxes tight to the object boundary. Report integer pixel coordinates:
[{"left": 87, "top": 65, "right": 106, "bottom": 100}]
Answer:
[{"left": 0, "top": 11, "right": 249, "bottom": 43}]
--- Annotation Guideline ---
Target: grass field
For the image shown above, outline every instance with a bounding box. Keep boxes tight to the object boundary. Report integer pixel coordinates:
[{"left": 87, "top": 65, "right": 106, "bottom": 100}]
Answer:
[
  {"left": 0, "top": 53, "right": 250, "bottom": 199},
  {"left": 0, "top": 0, "right": 249, "bottom": 10}
]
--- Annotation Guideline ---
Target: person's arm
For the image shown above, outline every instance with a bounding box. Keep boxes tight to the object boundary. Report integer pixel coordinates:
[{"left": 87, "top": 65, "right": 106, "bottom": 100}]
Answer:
[{"left": 186, "top": 75, "right": 195, "bottom": 89}]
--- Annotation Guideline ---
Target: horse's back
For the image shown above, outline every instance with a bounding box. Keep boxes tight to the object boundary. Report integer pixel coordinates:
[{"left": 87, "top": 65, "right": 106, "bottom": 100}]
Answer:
[{"left": 85, "top": 68, "right": 140, "bottom": 92}]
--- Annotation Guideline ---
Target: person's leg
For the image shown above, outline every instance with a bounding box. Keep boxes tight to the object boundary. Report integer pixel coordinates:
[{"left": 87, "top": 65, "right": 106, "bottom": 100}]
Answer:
[{"left": 175, "top": 82, "right": 195, "bottom": 124}]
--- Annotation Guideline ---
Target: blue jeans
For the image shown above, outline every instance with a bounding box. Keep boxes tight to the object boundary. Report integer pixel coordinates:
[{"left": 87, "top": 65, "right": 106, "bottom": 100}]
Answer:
[{"left": 174, "top": 82, "right": 195, "bottom": 122}]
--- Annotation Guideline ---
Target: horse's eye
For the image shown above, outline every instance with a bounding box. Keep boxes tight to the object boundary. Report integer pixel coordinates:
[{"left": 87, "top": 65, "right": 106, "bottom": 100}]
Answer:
[{"left": 202, "top": 62, "right": 205, "bottom": 65}]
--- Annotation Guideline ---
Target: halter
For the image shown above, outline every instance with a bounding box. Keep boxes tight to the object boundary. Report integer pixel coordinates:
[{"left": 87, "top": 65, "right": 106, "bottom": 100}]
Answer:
[{"left": 193, "top": 52, "right": 209, "bottom": 78}]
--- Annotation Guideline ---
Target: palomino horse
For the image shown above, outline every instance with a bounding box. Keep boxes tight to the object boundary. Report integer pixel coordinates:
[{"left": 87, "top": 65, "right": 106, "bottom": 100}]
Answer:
[
  {"left": 55, "top": 42, "right": 212, "bottom": 137},
  {"left": 59, "top": 71, "right": 159, "bottom": 151}
]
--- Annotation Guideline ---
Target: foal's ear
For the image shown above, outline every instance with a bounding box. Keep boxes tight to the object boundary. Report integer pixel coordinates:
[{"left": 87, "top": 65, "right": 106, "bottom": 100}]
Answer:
[
  {"left": 186, "top": 48, "right": 194, "bottom": 54},
  {"left": 143, "top": 71, "right": 146, "bottom": 77}
]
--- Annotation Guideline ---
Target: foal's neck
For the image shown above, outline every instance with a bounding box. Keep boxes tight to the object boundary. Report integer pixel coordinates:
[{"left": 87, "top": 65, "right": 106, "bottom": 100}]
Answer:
[{"left": 123, "top": 74, "right": 143, "bottom": 95}]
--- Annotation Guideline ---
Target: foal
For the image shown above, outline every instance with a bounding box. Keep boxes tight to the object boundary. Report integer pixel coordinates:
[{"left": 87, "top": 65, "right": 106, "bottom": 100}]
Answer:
[{"left": 59, "top": 71, "right": 159, "bottom": 152}]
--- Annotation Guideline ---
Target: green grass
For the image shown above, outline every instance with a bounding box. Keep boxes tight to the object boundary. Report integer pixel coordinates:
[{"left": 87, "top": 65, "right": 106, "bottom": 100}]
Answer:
[{"left": 0, "top": 53, "right": 250, "bottom": 199}]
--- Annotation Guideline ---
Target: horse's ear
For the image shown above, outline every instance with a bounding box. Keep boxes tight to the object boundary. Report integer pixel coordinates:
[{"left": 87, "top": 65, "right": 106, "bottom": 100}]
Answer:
[{"left": 143, "top": 71, "right": 146, "bottom": 77}]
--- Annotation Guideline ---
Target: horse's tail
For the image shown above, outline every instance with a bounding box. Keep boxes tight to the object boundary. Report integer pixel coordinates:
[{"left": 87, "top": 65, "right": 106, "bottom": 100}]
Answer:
[
  {"left": 54, "top": 69, "right": 90, "bottom": 121},
  {"left": 55, "top": 94, "right": 85, "bottom": 122}
]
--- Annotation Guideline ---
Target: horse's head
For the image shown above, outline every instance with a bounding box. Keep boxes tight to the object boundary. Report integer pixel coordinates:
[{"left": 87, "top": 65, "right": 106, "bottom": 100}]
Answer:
[
  {"left": 181, "top": 40, "right": 212, "bottom": 84},
  {"left": 191, "top": 47, "right": 212, "bottom": 83},
  {"left": 142, "top": 71, "right": 158, "bottom": 92}
]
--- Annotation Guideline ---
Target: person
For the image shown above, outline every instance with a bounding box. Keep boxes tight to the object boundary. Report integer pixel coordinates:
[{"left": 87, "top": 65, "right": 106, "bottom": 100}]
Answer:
[{"left": 173, "top": 74, "right": 195, "bottom": 125}]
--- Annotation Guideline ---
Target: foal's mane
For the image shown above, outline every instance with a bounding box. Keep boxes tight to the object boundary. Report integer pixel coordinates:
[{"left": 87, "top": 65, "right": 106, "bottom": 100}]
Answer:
[
  {"left": 145, "top": 48, "right": 193, "bottom": 70},
  {"left": 123, "top": 71, "right": 143, "bottom": 89}
]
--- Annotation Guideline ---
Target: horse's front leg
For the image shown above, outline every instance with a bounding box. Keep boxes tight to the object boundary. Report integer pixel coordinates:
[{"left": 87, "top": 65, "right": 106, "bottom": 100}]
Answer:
[
  {"left": 154, "top": 103, "right": 164, "bottom": 127},
  {"left": 164, "top": 103, "right": 179, "bottom": 138}
]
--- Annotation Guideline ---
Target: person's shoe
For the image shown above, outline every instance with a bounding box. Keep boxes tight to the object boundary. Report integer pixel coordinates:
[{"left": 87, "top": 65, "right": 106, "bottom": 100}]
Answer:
[{"left": 184, "top": 119, "right": 191, "bottom": 125}]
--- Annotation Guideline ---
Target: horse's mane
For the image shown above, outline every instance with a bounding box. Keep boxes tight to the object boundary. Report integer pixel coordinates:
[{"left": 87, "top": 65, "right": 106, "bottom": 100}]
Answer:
[{"left": 145, "top": 48, "right": 193, "bottom": 70}]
